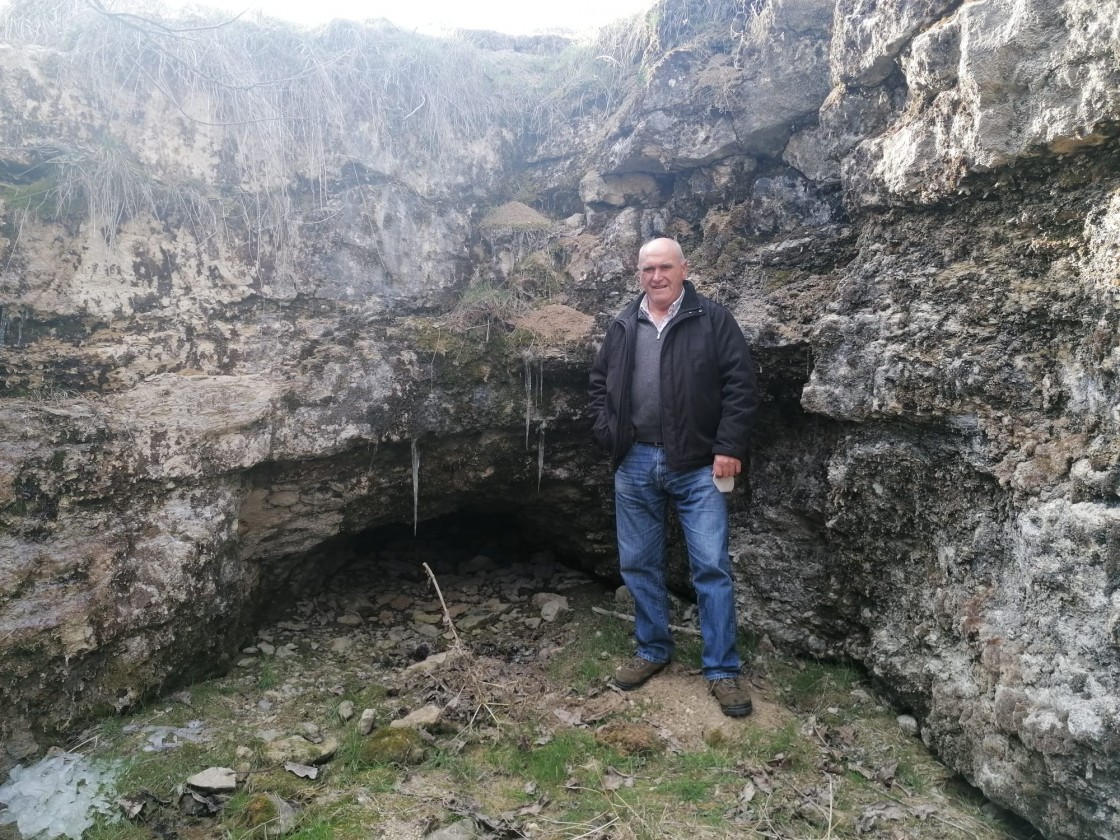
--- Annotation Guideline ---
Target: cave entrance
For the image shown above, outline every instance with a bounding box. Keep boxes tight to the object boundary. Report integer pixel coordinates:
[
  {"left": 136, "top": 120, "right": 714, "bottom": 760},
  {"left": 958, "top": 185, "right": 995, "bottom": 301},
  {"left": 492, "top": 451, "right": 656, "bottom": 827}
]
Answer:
[{"left": 265, "top": 509, "right": 617, "bottom": 669}]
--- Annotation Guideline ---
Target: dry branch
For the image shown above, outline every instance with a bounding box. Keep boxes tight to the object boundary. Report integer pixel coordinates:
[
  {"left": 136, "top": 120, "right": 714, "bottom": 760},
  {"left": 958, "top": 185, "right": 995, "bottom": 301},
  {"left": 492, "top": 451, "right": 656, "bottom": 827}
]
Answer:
[{"left": 590, "top": 605, "right": 702, "bottom": 637}]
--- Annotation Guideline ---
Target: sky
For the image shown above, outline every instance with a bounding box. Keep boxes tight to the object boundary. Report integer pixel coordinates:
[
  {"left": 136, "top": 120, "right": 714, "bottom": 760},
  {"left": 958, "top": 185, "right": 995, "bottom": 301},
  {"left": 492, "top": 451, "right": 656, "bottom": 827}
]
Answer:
[{"left": 163, "top": 0, "right": 657, "bottom": 34}]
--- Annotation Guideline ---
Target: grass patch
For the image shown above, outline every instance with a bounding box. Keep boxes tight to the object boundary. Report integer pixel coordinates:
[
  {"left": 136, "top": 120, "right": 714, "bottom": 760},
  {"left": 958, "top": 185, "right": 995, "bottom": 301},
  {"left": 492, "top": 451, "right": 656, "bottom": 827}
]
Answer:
[
  {"left": 734, "top": 720, "right": 816, "bottom": 771},
  {"left": 85, "top": 815, "right": 152, "bottom": 840},
  {"left": 104, "top": 739, "right": 238, "bottom": 804},
  {"left": 653, "top": 758, "right": 738, "bottom": 806},
  {"left": 423, "top": 746, "right": 485, "bottom": 785},
  {"left": 286, "top": 820, "right": 335, "bottom": 840},
  {"left": 447, "top": 279, "right": 530, "bottom": 335},
  {"left": 257, "top": 658, "right": 279, "bottom": 691},
  {"left": 70, "top": 561, "right": 1031, "bottom": 840},
  {"left": 483, "top": 729, "right": 639, "bottom": 790},
  {"left": 247, "top": 767, "right": 321, "bottom": 801},
  {"left": 778, "top": 660, "right": 864, "bottom": 713},
  {"left": 674, "top": 634, "right": 704, "bottom": 670},
  {"left": 545, "top": 610, "right": 634, "bottom": 692}
]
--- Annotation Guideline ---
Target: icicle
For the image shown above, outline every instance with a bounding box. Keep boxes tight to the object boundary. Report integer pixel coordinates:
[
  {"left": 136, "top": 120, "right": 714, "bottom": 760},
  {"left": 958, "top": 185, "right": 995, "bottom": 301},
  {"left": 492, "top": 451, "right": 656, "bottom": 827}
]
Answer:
[
  {"left": 524, "top": 355, "right": 532, "bottom": 450},
  {"left": 411, "top": 438, "right": 420, "bottom": 536},
  {"left": 537, "top": 424, "right": 545, "bottom": 491}
]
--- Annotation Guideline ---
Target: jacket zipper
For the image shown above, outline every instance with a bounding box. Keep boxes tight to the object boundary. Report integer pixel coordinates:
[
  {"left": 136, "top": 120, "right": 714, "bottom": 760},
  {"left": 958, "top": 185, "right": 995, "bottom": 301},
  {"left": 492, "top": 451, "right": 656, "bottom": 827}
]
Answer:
[{"left": 656, "top": 305, "right": 703, "bottom": 467}]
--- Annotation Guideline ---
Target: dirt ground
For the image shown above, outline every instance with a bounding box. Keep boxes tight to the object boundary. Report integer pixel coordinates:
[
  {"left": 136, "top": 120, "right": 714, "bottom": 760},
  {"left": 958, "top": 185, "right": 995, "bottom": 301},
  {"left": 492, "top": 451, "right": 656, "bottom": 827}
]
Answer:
[{"left": 48, "top": 522, "right": 1040, "bottom": 840}]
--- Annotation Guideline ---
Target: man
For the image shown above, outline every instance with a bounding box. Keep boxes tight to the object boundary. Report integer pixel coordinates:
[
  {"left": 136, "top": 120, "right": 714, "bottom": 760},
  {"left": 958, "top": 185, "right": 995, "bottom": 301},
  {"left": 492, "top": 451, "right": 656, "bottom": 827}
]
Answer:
[{"left": 588, "top": 237, "right": 759, "bottom": 717}]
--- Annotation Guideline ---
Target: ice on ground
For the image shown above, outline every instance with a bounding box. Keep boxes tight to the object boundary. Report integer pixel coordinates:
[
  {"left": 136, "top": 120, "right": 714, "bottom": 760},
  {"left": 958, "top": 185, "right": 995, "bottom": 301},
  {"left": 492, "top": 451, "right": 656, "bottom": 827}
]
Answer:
[
  {"left": 0, "top": 752, "right": 118, "bottom": 840},
  {"left": 122, "top": 718, "right": 208, "bottom": 751}
]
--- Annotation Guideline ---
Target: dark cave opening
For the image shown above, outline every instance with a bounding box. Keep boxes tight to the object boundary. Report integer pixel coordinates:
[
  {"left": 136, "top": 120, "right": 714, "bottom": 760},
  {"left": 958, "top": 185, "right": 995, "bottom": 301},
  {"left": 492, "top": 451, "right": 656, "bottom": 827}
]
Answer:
[
  {"left": 339, "top": 508, "right": 587, "bottom": 582},
  {"left": 254, "top": 508, "right": 624, "bottom": 671}
]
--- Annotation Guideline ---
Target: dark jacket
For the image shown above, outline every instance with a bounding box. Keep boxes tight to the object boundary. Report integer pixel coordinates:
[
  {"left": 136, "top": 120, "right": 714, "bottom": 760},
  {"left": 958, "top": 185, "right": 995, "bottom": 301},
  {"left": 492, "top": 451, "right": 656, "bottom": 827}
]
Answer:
[{"left": 588, "top": 281, "right": 759, "bottom": 471}]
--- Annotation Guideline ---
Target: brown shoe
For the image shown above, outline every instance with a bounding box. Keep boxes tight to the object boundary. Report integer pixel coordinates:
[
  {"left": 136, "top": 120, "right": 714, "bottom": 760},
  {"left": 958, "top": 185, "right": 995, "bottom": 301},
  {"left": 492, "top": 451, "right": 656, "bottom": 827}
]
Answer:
[
  {"left": 709, "top": 677, "right": 753, "bottom": 717},
  {"left": 613, "top": 656, "right": 668, "bottom": 690}
]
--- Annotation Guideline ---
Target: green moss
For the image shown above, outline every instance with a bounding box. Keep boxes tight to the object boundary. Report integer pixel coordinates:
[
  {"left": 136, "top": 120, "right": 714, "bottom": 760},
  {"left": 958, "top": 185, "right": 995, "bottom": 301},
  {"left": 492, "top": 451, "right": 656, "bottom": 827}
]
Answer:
[
  {"left": 396, "top": 317, "right": 533, "bottom": 396},
  {"left": 353, "top": 683, "right": 389, "bottom": 706},
  {"left": 6, "top": 643, "right": 44, "bottom": 660},
  {"left": 358, "top": 726, "right": 426, "bottom": 767},
  {"left": 241, "top": 792, "right": 279, "bottom": 827},
  {"left": 596, "top": 721, "right": 663, "bottom": 756},
  {"left": 765, "top": 268, "right": 799, "bottom": 289},
  {"left": 245, "top": 768, "right": 318, "bottom": 800}
]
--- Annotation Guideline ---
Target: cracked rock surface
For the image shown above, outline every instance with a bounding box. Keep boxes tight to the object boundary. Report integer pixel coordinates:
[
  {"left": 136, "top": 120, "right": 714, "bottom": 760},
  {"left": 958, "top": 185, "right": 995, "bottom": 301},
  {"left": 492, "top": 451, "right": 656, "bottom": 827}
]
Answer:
[{"left": 1, "top": 1, "right": 1119, "bottom": 836}]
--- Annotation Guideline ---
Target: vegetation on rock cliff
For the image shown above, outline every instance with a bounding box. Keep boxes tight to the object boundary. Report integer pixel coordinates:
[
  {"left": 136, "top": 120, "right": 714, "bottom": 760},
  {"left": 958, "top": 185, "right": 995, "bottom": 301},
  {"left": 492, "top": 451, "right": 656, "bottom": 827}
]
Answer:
[{"left": 0, "top": 0, "right": 760, "bottom": 250}]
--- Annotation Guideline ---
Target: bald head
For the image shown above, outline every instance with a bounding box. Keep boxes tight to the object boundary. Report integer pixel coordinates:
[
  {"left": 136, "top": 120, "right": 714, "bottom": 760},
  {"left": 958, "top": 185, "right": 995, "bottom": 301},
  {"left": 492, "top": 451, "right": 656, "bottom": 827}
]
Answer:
[{"left": 639, "top": 237, "right": 685, "bottom": 263}]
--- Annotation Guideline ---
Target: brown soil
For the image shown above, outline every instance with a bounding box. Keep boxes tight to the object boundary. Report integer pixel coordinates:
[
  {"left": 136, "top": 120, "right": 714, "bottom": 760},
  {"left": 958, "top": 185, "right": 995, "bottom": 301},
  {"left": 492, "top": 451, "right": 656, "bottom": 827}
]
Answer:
[
  {"left": 627, "top": 664, "right": 796, "bottom": 750},
  {"left": 515, "top": 303, "right": 595, "bottom": 344}
]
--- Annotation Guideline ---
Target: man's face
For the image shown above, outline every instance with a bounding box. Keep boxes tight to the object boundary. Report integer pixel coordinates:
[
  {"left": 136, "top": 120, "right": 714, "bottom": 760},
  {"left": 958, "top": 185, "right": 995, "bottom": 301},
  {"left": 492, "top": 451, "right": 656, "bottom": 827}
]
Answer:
[{"left": 638, "top": 241, "right": 688, "bottom": 314}]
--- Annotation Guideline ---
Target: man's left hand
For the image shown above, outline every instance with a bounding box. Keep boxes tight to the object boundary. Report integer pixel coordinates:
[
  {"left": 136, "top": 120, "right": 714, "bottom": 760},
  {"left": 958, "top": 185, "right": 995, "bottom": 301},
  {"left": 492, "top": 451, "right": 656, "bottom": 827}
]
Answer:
[{"left": 713, "top": 455, "right": 742, "bottom": 478}]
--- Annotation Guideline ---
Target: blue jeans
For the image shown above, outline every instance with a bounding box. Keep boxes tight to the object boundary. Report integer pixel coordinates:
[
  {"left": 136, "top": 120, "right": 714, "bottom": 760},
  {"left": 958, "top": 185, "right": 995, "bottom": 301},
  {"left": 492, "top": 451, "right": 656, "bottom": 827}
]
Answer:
[{"left": 614, "top": 443, "right": 741, "bottom": 680}]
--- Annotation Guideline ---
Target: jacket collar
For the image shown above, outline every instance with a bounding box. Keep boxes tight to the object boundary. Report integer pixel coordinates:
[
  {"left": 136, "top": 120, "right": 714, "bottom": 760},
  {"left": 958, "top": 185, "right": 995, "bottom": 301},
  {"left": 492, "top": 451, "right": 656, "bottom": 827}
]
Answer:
[{"left": 620, "top": 280, "right": 701, "bottom": 323}]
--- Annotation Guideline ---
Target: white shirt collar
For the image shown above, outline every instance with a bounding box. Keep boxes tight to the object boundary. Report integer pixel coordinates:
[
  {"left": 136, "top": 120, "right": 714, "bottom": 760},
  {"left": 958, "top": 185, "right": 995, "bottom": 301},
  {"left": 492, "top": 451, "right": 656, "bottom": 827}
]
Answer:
[{"left": 639, "top": 288, "right": 685, "bottom": 337}]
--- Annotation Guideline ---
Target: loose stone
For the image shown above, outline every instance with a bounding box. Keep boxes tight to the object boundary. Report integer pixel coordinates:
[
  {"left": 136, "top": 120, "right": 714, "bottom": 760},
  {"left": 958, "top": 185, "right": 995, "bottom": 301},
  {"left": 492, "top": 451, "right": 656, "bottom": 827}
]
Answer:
[
  {"left": 186, "top": 767, "right": 237, "bottom": 792},
  {"left": 262, "top": 735, "right": 339, "bottom": 765},
  {"left": 425, "top": 820, "right": 479, "bottom": 839},
  {"left": 897, "top": 715, "right": 920, "bottom": 737},
  {"left": 532, "top": 593, "right": 569, "bottom": 623},
  {"left": 390, "top": 704, "right": 442, "bottom": 729},
  {"left": 329, "top": 637, "right": 353, "bottom": 654}
]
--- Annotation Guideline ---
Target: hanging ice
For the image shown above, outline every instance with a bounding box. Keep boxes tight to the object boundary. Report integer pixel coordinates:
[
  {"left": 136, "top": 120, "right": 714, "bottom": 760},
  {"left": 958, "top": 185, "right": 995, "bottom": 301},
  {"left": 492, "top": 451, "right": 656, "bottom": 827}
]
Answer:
[
  {"left": 537, "top": 424, "right": 545, "bottom": 491},
  {"left": 524, "top": 356, "right": 533, "bottom": 450},
  {"left": 0, "top": 752, "right": 119, "bottom": 840},
  {"left": 411, "top": 438, "right": 420, "bottom": 536}
]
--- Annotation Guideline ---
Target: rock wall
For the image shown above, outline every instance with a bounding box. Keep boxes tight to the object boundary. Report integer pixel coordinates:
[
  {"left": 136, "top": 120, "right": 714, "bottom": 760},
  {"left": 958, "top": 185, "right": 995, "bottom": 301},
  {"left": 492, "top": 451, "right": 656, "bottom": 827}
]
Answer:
[{"left": 1, "top": 1, "right": 1119, "bottom": 837}]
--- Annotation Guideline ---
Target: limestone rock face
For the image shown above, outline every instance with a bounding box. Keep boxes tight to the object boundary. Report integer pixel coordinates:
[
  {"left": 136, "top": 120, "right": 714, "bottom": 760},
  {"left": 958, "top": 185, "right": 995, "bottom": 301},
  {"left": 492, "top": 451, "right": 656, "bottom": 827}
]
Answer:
[
  {"left": 595, "top": 0, "right": 835, "bottom": 177},
  {"left": 837, "top": 0, "right": 1120, "bottom": 206},
  {"left": 0, "top": 17, "right": 578, "bottom": 770},
  {"left": 830, "top": 0, "right": 960, "bottom": 87},
  {"left": 2, "top": 1, "right": 1120, "bottom": 837}
]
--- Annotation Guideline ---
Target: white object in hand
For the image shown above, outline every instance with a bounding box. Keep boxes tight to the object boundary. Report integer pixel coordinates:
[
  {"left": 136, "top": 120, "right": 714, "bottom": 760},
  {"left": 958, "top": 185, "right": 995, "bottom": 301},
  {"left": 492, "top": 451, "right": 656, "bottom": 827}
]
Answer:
[{"left": 713, "top": 474, "right": 734, "bottom": 493}]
